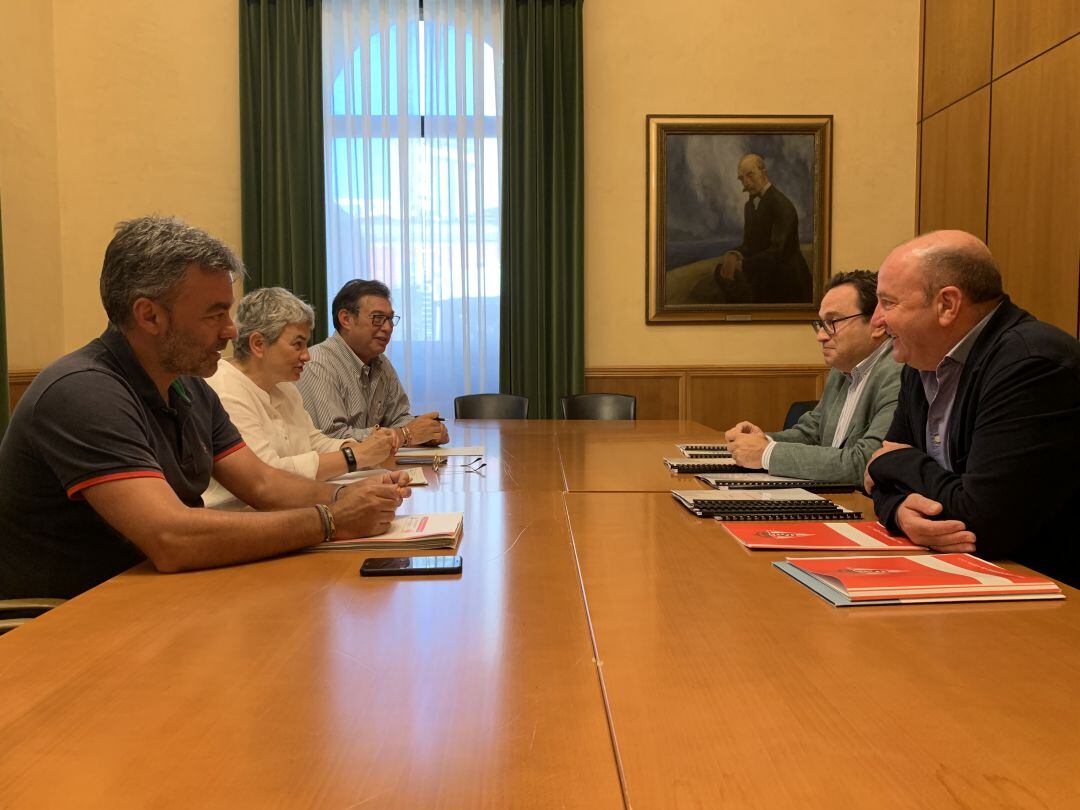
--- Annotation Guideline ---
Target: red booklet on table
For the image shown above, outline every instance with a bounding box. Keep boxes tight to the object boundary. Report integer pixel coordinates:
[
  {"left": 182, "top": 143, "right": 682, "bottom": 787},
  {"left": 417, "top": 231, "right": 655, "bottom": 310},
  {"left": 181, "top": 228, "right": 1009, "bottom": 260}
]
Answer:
[
  {"left": 776, "top": 553, "right": 1064, "bottom": 606},
  {"left": 725, "top": 520, "right": 919, "bottom": 551}
]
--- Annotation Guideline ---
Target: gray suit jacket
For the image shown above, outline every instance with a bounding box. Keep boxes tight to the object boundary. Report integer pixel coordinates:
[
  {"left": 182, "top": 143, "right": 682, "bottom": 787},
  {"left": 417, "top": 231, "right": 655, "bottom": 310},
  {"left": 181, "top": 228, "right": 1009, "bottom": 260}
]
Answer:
[{"left": 765, "top": 343, "right": 901, "bottom": 484}]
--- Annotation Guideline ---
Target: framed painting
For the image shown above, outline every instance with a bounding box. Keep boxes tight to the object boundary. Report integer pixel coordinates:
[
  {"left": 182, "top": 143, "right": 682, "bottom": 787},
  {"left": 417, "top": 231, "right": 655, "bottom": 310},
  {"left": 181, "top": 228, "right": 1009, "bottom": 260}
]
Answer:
[{"left": 646, "top": 114, "right": 832, "bottom": 323}]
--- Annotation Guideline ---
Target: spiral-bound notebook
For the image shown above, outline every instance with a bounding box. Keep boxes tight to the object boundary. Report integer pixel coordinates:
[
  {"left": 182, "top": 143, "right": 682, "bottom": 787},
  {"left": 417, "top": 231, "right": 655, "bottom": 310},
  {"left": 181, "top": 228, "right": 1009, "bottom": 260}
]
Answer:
[
  {"left": 664, "top": 457, "right": 761, "bottom": 474},
  {"left": 671, "top": 488, "right": 862, "bottom": 520},
  {"left": 675, "top": 443, "right": 732, "bottom": 458},
  {"left": 696, "top": 472, "right": 856, "bottom": 493}
]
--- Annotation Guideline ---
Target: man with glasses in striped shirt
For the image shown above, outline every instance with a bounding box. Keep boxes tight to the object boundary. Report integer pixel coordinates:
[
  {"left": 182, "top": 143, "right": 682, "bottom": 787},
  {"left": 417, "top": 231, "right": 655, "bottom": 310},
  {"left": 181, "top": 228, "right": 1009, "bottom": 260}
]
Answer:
[
  {"left": 297, "top": 280, "right": 449, "bottom": 448},
  {"left": 723, "top": 270, "right": 901, "bottom": 484}
]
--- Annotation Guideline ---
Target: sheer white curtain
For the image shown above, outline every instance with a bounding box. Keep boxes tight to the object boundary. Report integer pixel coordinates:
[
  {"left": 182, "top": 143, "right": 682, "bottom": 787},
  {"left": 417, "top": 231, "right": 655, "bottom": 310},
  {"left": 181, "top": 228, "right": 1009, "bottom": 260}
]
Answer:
[{"left": 322, "top": 0, "right": 503, "bottom": 418}]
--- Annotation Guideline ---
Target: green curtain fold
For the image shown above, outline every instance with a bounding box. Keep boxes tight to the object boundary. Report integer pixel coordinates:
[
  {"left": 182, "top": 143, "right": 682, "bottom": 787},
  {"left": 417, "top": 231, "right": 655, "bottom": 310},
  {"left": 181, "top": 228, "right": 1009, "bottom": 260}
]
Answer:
[
  {"left": 0, "top": 194, "right": 9, "bottom": 438},
  {"left": 239, "top": 0, "right": 329, "bottom": 340},
  {"left": 500, "top": 0, "right": 585, "bottom": 419}
]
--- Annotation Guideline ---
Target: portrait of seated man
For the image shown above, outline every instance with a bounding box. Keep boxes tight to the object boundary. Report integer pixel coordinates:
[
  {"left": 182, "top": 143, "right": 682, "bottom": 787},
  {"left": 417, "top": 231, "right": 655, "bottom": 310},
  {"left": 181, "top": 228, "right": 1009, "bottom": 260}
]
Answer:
[{"left": 712, "top": 153, "right": 814, "bottom": 304}]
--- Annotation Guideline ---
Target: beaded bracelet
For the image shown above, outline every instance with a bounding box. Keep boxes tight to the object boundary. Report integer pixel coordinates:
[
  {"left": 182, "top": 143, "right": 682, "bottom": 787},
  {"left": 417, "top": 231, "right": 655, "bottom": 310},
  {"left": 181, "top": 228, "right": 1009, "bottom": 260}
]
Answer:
[{"left": 314, "top": 503, "right": 336, "bottom": 542}]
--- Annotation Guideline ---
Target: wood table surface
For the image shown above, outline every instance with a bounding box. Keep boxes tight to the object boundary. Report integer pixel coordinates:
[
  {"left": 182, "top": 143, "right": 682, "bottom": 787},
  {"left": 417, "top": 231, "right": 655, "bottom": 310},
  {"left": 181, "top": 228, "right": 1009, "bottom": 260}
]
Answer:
[
  {"left": 565, "top": 491, "right": 1080, "bottom": 809},
  {"left": 4, "top": 421, "right": 1078, "bottom": 809},
  {"left": 0, "top": 490, "right": 622, "bottom": 809},
  {"left": 412, "top": 419, "right": 721, "bottom": 493}
]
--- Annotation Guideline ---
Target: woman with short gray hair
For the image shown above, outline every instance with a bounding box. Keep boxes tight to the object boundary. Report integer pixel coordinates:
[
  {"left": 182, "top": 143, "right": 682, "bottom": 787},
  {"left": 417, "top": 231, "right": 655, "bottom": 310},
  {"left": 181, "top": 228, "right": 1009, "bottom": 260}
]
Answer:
[{"left": 203, "top": 287, "right": 399, "bottom": 507}]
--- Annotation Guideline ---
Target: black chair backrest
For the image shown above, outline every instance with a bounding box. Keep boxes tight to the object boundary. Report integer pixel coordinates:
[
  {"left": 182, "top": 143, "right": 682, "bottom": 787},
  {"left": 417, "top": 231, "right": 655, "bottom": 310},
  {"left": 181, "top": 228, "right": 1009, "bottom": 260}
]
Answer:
[
  {"left": 783, "top": 400, "right": 818, "bottom": 430},
  {"left": 0, "top": 598, "right": 65, "bottom": 636},
  {"left": 561, "top": 393, "right": 637, "bottom": 420},
  {"left": 454, "top": 393, "right": 529, "bottom": 419}
]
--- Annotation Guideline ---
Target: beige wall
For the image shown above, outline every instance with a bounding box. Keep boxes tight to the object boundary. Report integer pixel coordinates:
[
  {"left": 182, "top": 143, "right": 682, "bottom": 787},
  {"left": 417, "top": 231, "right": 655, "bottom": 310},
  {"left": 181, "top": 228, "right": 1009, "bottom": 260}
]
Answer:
[
  {"left": 583, "top": 0, "right": 921, "bottom": 366},
  {"left": 0, "top": 0, "right": 240, "bottom": 370},
  {"left": 2, "top": 0, "right": 920, "bottom": 372},
  {"left": 0, "top": 1, "right": 65, "bottom": 368}
]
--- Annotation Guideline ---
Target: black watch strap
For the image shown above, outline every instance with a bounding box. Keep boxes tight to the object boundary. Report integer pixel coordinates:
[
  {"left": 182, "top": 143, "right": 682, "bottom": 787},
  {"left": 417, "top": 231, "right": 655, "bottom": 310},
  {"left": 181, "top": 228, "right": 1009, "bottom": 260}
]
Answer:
[{"left": 341, "top": 445, "right": 357, "bottom": 472}]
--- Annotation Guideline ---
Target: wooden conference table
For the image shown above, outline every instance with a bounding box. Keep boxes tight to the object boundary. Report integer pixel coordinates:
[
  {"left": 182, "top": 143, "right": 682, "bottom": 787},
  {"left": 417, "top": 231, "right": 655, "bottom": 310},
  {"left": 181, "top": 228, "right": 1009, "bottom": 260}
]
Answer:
[{"left": 1, "top": 420, "right": 1079, "bottom": 808}]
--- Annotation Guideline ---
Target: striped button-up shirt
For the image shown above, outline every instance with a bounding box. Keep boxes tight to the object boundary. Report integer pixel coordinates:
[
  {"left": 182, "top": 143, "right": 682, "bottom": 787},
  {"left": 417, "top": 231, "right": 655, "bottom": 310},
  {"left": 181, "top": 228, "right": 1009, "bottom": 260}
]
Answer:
[{"left": 296, "top": 332, "right": 413, "bottom": 441}]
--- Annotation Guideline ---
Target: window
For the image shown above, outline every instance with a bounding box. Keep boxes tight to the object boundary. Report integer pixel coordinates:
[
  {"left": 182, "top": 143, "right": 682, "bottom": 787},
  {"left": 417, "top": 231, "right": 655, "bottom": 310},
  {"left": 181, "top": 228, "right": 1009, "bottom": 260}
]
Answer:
[{"left": 322, "top": 0, "right": 503, "bottom": 417}]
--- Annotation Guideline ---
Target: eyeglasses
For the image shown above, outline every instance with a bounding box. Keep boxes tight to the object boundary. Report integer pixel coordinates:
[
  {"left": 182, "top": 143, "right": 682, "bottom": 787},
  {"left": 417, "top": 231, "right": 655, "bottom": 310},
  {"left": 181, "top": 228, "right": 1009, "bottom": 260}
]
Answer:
[
  {"left": 349, "top": 308, "right": 400, "bottom": 327},
  {"left": 810, "top": 312, "right": 864, "bottom": 336}
]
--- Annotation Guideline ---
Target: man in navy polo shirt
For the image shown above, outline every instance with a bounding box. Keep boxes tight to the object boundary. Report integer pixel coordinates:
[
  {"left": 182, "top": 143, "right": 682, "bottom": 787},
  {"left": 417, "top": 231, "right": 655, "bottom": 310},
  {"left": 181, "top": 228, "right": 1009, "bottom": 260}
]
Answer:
[{"left": 0, "top": 216, "right": 410, "bottom": 599}]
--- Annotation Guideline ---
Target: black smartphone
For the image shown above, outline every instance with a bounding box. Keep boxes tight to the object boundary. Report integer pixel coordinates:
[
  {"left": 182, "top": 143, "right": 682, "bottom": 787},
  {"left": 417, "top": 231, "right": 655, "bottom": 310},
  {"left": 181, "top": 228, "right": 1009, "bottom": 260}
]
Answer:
[{"left": 360, "top": 555, "right": 463, "bottom": 577}]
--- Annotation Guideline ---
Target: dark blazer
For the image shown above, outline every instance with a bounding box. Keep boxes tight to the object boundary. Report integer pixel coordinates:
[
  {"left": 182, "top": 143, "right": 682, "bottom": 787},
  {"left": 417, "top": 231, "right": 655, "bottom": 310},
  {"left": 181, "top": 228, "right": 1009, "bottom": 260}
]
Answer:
[
  {"left": 735, "top": 184, "right": 813, "bottom": 303},
  {"left": 869, "top": 298, "right": 1080, "bottom": 587}
]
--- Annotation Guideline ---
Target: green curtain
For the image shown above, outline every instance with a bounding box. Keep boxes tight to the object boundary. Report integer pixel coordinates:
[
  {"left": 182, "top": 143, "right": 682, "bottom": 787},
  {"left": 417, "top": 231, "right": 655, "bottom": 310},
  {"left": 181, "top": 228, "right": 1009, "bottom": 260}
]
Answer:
[
  {"left": 500, "top": 0, "right": 585, "bottom": 419},
  {"left": 0, "top": 194, "right": 9, "bottom": 438},
  {"left": 239, "top": 0, "right": 329, "bottom": 340}
]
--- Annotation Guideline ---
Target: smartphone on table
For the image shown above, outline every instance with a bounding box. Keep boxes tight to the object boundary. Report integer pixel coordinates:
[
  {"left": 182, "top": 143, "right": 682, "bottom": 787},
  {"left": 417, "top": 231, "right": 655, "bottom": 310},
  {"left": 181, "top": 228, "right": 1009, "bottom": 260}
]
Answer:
[{"left": 360, "top": 556, "right": 463, "bottom": 577}]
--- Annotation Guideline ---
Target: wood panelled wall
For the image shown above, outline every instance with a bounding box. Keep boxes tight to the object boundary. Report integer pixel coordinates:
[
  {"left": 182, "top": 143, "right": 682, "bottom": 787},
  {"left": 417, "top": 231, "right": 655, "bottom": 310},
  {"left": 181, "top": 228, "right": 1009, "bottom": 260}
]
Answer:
[
  {"left": 918, "top": 0, "right": 1079, "bottom": 336},
  {"left": 7, "top": 372, "right": 35, "bottom": 413},
  {"left": 8, "top": 367, "right": 829, "bottom": 431},
  {"left": 585, "top": 366, "right": 828, "bottom": 432}
]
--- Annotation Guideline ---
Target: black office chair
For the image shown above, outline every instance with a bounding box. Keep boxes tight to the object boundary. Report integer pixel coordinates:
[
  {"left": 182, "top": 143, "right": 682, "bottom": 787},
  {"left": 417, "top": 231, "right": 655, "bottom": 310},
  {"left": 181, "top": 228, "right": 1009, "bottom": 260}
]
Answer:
[
  {"left": 561, "top": 393, "right": 637, "bottom": 420},
  {"left": 0, "top": 598, "right": 65, "bottom": 636},
  {"left": 454, "top": 393, "right": 529, "bottom": 419},
  {"left": 782, "top": 400, "right": 818, "bottom": 430}
]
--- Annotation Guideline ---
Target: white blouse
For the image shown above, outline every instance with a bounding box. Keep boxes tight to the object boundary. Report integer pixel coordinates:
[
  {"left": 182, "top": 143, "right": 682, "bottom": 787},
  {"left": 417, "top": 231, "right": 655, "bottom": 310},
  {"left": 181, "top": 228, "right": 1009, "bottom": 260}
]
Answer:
[{"left": 202, "top": 360, "right": 346, "bottom": 507}]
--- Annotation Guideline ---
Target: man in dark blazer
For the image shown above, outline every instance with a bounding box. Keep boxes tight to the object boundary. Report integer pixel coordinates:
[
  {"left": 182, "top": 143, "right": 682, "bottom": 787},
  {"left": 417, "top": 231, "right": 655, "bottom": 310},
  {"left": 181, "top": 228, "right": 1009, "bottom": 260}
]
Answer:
[
  {"left": 715, "top": 153, "right": 813, "bottom": 303},
  {"left": 865, "top": 230, "right": 1080, "bottom": 587}
]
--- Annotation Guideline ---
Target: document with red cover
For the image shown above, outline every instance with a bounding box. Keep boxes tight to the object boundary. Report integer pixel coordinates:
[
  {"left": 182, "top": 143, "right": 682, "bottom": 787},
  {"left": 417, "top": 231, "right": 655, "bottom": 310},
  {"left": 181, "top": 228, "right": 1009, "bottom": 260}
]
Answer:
[
  {"left": 725, "top": 521, "right": 920, "bottom": 551},
  {"left": 776, "top": 553, "right": 1064, "bottom": 606}
]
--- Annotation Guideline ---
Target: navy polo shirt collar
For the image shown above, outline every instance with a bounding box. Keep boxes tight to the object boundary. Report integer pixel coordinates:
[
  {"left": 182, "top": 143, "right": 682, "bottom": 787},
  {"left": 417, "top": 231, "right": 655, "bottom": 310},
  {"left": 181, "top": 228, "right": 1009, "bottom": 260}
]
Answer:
[{"left": 98, "top": 324, "right": 189, "bottom": 414}]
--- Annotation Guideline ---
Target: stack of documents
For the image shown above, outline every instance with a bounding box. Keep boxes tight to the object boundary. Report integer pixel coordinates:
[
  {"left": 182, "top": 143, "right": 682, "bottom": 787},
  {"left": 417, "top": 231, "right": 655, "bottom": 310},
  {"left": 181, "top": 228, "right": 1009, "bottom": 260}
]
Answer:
[
  {"left": 671, "top": 488, "right": 862, "bottom": 520},
  {"left": 697, "top": 472, "right": 855, "bottom": 492},
  {"left": 307, "top": 512, "right": 464, "bottom": 551},
  {"left": 776, "top": 553, "right": 1065, "bottom": 607},
  {"left": 675, "top": 443, "right": 731, "bottom": 458},
  {"left": 393, "top": 445, "right": 485, "bottom": 466},
  {"left": 723, "top": 520, "right": 919, "bottom": 550},
  {"left": 664, "top": 457, "right": 760, "bottom": 474}
]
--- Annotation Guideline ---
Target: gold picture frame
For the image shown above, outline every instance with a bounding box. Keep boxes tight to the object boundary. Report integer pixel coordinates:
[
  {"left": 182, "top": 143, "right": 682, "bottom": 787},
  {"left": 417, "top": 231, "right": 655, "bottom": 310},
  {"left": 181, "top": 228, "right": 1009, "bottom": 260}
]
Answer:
[{"left": 646, "top": 114, "right": 832, "bottom": 323}]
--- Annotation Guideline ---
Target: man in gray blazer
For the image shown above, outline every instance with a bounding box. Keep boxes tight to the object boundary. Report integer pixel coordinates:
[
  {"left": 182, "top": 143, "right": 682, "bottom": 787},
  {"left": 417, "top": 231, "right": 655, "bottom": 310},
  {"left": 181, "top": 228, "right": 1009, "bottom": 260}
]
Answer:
[{"left": 723, "top": 270, "right": 901, "bottom": 484}]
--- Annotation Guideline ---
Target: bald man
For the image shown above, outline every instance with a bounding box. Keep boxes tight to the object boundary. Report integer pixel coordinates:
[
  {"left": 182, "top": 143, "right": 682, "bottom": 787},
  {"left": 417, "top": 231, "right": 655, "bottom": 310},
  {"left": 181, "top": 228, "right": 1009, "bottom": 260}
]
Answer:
[
  {"left": 865, "top": 230, "right": 1080, "bottom": 587},
  {"left": 715, "top": 153, "right": 813, "bottom": 303}
]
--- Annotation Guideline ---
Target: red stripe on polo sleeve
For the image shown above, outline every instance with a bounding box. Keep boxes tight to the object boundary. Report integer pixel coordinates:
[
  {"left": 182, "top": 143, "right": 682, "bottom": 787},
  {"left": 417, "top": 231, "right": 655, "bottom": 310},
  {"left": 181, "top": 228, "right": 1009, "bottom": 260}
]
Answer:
[
  {"left": 213, "top": 440, "right": 246, "bottom": 462},
  {"left": 67, "top": 470, "right": 167, "bottom": 500}
]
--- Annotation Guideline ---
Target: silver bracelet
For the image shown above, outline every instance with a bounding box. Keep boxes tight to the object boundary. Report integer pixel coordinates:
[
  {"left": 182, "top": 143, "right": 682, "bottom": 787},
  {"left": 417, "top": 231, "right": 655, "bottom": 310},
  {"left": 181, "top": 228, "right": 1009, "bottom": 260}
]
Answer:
[{"left": 331, "top": 484, "right": 347, "bottom": 503}]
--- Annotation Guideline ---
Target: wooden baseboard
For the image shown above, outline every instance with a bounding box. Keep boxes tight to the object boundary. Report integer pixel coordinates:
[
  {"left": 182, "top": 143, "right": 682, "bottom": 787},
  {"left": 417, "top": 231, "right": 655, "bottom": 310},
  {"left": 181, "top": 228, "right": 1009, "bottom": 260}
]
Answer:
[
  {"left": 10, "top": 365, "right": 829, "bottom": 430},
  {"left": 7, "top": 370, "right": 38, "bottom": 412},
  {"left": 586, "top": 364, "right": 827, "bottom": 431}
]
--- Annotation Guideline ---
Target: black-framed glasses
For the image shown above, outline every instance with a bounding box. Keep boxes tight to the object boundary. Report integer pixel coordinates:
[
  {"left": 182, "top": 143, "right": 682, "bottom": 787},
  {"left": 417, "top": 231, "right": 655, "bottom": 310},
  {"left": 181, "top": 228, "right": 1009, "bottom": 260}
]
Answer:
[
  {"left": 349, "top": 307, "right": 400, "bottom": 327},
  {"left": 810, "top": 312, "right": 863, "bottom": 336}
]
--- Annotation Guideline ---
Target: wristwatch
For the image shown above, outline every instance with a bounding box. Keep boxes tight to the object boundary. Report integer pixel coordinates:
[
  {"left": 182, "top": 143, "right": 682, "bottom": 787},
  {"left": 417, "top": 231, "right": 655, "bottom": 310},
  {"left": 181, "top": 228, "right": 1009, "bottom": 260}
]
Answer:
[{"left": 341, "top": 445, "right": 358, "bottom": 473}]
